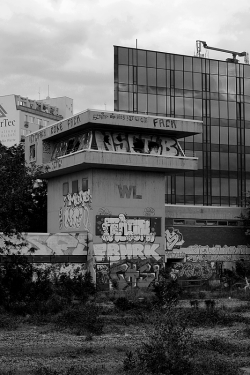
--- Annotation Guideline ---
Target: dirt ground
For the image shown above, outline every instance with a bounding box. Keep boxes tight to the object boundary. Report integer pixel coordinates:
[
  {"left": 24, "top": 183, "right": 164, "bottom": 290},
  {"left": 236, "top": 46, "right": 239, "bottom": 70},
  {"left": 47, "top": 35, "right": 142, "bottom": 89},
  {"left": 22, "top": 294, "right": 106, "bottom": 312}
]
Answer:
[{"left": 1, "top": 298, "right": 250, "bottom": 375}]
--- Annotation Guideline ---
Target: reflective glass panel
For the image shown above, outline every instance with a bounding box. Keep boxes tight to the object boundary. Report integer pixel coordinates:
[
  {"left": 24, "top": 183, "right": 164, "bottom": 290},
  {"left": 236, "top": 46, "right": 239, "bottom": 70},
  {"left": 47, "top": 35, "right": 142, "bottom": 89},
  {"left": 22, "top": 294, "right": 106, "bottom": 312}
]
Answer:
[
  {"left": 211, "top": 152, "right": 219, "bottom": 169},
  {"left": 175, "top": 97, "right": 184, "bottom": 115},
  {"left": 211, "top": 126, "right": 219, "bottom": 144},
  {"left": 219, "top": 61, "right": 227, "bottom": 75},
  {"left": 175, "top": 55, "right": 183, "bottom": 70},
  {"left": 118, "top": 92, "right": 128, "bottom": 110},
  {"left": 147, "top": 51, "right": 156, "bottom": 67},
  {"left": 229, "top": 127, "right": 237, "bottom": 145},
  {"left": 138, "top": 67, "right": 146, "bottom": 85},
  {"left": 194, "top": 99, "right": 202, "bottom": 116},
  {"left": 193, "top": 58, "right": 201, "bottom": 72},
  {"left": 147, "top": 68, "right": 156, "bottom": 86},
  {"left": 244, "top": 64, "right": 250, "bottom": 79},
  {"left": 246, "top": 154, "right": 250, "bottom": 171},
  {"left": 118, "top": 47, "right": 128, "bottom": 64},
  {"left": 184, "top": 97, "right": 193, "bottom": 116},
  {"left": 175, "top": 71, "right": 183, "bottom": 89},
  {"left": 210, "top": 60, "right": 218, "bottom": 74},
  {"left": 229, "top": 153, "right": 237, "bottom": 170},
  {"left": 228, "top": 63, "right": 236, "bottom": 77},
  {"left": 220, "top": 179, "right": 229, "bottom": 196},
  {"left": 184, "top": 71, "right": 192, "bottom": 89},
  {"left": 228, "top": 77, "right": 236, "bottom": 94},
  {"left": 211, "top": 100, "right": 219, "bottom": 118},
  {"left": 245, "top": 129, "right": 250, "bottom": 146},
  {"left": 148, "top": 94, "right": 156, "bottom": 113},
  {"left": 157, "top": 69, "right": 166, "bottom": 87},
  {"left": 219, "top": 101, "right": 228, "bottom": 119},
  {"left": 184, "top": 56, "right": 192, "bottom": 71},
  {"left": 245, "top": 103, "right": 250, "bottom": 122},
  {"left": 157, "top": 95, "right": 166, "bottom": 114},
  {"left": 219, "top": 76, "right": 227, "bottom": 93},
  {"left": 193, "top": 73, "right": 202, "bottom": 91},
  {"left": 229, "top": 179, "right": 237, "bottom": 195},
  {"left": 138, "top": 93, "right": 147, "bottom": 113},
  {"left": 157, "top": 53, "right": 165, "bottom": 68},
  {"left": 228, "top": 102, "right": 236, "bottom": 119},
  {"left": 220, "top": 153, "right": 228, "bottom": 170},
  {"left": 118, "top": 65, "right": 128, "bottom": 83},
  {"left": 138, "top": 50, "right": 146, "bottom": 66},
  {"left": 220, "top": 126, "right": 228, "bottom": 144},
  {"left": 210, "top": 75, "right": 218, "bottom": 92},
  {"left": 185, "top": 177, "right": 194, "bottom": 195},
  {"left": 176, "top": 176, "right": 184, "bottom": 195},
  {"left": 212, "top": 178, "right": 220, "bottom": 195}
]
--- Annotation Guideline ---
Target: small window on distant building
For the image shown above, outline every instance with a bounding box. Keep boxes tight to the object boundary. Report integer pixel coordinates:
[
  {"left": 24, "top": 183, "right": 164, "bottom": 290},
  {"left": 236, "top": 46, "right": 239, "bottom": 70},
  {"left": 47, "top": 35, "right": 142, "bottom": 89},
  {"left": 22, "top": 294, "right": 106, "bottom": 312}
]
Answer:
[
  {"left": 82, "top": 178, "right": 88, "bottom": 191},
  {"left": 44, "top": 120, "right": 48, "bottom": 127},
  {"left": 72, "top": 180, "right": 78, "bottom": 193},
  {"left": 30, "top": 145, "right": 36, "bottom": 161},
  {"left": 63, "top": 182, "right": 69, "bottom": 195},
  {"left": 37, "top": 118, "right": 42, "bottom": 126}
]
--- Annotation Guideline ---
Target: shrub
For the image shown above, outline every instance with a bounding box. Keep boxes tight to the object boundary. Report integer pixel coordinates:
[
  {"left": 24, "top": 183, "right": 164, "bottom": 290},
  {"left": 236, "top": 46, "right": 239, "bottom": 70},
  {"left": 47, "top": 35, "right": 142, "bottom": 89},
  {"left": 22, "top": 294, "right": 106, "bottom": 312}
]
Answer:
[
  {"left": 124, "top": 306, "right": 193, "bottom": 375},
  {"left": 114, "top": 297, "right": 135, "bottom": 311},
  {"left": 54, "top": 303, "right": 103, "bottom": 335},
  {"left": 153, "top": 278, "right": 182, "bottom": 306}
]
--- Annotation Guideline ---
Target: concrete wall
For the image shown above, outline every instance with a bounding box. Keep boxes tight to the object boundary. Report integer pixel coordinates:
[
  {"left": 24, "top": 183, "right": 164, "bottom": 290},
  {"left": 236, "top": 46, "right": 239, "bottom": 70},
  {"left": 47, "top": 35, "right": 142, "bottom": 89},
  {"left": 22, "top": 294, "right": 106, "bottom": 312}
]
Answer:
[{"left": 47, "top": 168, "right": 166, "bottom": 263}]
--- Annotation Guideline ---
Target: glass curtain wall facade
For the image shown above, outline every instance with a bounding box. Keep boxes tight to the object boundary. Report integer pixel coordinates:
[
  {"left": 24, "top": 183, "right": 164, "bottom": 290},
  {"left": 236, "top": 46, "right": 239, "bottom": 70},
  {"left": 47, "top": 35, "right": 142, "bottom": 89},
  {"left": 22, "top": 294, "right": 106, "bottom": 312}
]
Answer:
[{"left": 114, "top": 46, "right": 250, "bottom": 207}]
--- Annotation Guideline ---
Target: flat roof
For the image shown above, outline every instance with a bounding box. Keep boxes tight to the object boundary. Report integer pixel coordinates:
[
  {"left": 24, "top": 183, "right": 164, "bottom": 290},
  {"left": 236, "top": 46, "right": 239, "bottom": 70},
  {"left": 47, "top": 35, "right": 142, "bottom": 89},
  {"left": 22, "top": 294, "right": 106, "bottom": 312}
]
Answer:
[{"left": 26, "top": 109, "right": 202, "bottom": 144}]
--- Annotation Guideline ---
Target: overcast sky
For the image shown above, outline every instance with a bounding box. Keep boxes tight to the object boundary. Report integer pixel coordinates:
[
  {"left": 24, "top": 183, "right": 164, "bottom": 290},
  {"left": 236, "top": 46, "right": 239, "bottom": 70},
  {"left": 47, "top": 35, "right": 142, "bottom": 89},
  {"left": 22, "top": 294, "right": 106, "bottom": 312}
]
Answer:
[{"left": 1, "top": 0, "right": 250, "bottom": 114}]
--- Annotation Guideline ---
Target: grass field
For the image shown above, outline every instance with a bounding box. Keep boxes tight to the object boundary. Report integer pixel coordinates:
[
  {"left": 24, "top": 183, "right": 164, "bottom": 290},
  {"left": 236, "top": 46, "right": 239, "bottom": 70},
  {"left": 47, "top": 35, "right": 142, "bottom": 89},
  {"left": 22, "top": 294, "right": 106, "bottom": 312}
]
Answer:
[{"left": 0, "top": 296, "right": 250, "bottom": 375}]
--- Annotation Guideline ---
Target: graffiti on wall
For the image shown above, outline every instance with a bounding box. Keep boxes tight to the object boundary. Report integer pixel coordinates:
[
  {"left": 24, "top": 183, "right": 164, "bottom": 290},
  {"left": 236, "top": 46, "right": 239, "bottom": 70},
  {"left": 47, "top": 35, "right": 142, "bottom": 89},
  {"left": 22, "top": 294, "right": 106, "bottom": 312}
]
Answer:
[
  {"left": 165, "top": 227, "right": 184, "bottom": 251},
  {"left": 96, "top": 215, "right": 161, "bottom": 241},
  {"left": 171, "top": 262, "right": 214, "bottom": 280},
  {"left": 100, "top": 214, "right": 155, "bottom": 243},
  {"left": 0, "top": 233, "right": 88, "bottom": 256},
  {"left": 93, "top": 243, "right": 161, "bottom": 262},
  {"left": 94, "top": 131, "right": 184, "bottom": 156},
  {"left": 59, "top": 189, "right": 92, "bottom": 230},
  {"left": 96, "top": 258, "right": 162, "bottom": 290},
  {"left": 180, "top": 244, "right": 250, "bottom": 262},
  {"left": 49, "top": 129, "right": 184, "bottom": 159}
]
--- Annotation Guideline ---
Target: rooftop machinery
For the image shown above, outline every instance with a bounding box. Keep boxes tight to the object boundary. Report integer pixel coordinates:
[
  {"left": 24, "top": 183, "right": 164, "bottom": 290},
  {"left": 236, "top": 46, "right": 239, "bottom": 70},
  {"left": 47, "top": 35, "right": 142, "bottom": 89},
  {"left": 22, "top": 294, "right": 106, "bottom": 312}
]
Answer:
[{"left": 196, "top": 40, "right": 249, "bottom": 64}]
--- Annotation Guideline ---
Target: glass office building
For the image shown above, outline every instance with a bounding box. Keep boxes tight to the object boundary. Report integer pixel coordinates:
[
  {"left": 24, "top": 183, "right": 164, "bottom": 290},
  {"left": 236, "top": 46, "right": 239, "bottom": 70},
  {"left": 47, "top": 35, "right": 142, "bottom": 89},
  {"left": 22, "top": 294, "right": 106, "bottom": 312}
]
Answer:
[{"left": 114, "top": 46, "right": 250, "bottom": 207}]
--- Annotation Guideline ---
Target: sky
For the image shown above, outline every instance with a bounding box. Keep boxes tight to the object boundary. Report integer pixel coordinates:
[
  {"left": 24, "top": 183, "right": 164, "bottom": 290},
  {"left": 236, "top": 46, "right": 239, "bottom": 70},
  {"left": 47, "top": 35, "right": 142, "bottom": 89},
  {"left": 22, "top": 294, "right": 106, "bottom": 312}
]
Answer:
[{"left": 0, "top": 0, "right": 250, "bottom": 115}]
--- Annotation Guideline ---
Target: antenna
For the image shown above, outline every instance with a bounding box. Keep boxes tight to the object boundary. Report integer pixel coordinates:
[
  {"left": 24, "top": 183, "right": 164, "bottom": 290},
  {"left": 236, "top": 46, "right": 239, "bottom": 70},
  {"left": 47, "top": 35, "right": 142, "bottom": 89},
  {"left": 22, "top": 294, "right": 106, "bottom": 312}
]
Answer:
[
  {"left": 136, "top": 39, "right": 137, "bottom": 49},
  {"left": 38, "top": 88, "right": 40, "bottom": 100}
]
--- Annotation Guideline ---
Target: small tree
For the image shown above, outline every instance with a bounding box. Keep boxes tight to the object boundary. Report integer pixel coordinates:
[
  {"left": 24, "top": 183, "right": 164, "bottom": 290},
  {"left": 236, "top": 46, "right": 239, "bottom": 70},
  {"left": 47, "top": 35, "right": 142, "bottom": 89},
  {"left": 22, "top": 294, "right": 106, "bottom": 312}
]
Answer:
[{"left": 0, "top": 142, "right": 47, "bottom": 234}]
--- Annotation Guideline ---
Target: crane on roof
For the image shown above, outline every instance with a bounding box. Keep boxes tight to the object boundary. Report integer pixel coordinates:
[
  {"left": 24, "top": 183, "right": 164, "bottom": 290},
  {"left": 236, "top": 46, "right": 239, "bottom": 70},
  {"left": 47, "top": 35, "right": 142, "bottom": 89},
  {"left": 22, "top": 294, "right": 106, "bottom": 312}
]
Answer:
[{"left": 196, "top": 40, "right": 248, "bottom": 63}]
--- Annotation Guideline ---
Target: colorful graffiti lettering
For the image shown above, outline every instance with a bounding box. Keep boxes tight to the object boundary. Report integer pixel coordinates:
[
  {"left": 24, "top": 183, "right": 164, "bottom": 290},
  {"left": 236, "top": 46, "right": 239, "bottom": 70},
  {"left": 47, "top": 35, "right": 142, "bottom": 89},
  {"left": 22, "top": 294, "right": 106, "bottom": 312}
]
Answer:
[
  {"left": 93, "top": 243, "right": 161, "bottom": 262},
  {"left": 165, "top": 227, "right": 184, "bottom": 251},
  {"left": 172, "top": 262, "right": 213, "bottom": 280},
  {"left": 101, "top": 214, "right": 155, "bottom": 243},
  {"left": 59, "top": 189, "right": 92, "bottom": 230}
]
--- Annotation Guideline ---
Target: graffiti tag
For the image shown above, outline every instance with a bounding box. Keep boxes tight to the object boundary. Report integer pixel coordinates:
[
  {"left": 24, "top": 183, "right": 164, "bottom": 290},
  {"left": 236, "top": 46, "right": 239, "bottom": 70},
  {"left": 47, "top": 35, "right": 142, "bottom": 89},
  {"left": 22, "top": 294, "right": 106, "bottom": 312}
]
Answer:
[{"left": 101, "top": 214, "right": 155, "bottom": 243}]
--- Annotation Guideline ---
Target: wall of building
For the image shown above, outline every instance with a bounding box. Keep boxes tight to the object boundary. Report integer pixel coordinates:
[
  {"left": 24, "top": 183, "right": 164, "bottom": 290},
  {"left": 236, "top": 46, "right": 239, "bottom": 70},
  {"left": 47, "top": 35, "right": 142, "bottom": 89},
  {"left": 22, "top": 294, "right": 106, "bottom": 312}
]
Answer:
[
  {"left": 47, "top": 168, "right": 166, "bottom": 263},
  {"left": 0, "top": 95, "right": 20, "bottom": 146}
]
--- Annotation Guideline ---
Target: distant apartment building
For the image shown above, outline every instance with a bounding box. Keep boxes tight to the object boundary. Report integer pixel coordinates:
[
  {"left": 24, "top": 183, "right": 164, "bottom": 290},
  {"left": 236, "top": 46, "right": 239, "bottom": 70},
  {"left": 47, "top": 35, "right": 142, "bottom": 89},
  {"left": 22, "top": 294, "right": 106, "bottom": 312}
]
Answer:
[{"left": 0, "top": 94, "right": 73, "bottom": 147}]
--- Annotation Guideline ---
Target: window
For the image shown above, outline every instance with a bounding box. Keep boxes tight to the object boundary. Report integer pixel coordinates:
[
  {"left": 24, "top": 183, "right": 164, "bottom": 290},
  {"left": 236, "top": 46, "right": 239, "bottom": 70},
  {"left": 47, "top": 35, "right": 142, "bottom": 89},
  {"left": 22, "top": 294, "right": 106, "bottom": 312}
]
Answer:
[
  {"left": 63, "top": 182, "right": 69, "bottom": 195},
  {"left": 82, "top": 178, "right": 88, "bottom": 191},
  {"left": 29, "top": 145, "right": 36, "bottom": 161},
  {"left": 72, "top": 180, "right": 78, "bottom": 193}
]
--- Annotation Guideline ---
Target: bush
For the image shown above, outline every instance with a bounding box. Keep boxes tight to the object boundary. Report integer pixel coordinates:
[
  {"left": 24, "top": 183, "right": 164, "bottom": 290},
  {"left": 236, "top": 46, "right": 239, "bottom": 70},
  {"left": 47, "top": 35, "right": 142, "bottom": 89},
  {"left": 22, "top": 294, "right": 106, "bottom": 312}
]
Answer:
[
  {"left": 54, "top": 303, "right": 104, "bottom": 335},
  {"left": 153, "top": 277, "right": 182, "bottom": 306},
  {"left": 114, "top": 297, "right": 135, "bottom": 311},
  {"left": 124, "top": 307, "right": 193, "bottom": 374}
]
